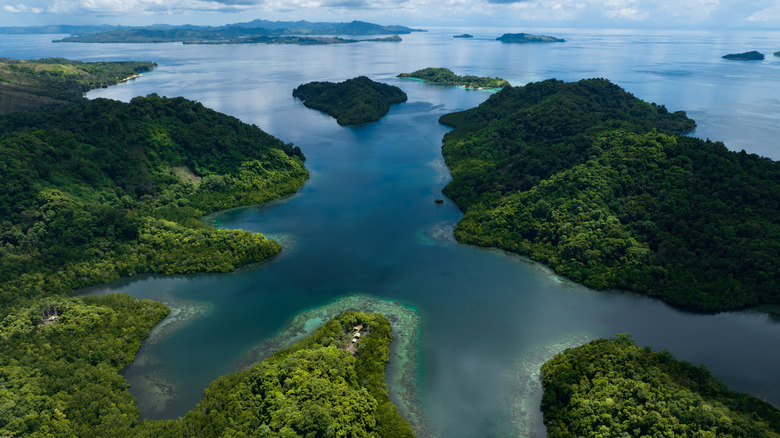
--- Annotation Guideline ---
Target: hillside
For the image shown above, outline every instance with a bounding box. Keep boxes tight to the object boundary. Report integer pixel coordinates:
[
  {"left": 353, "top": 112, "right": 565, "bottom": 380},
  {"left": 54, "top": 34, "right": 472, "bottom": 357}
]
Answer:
[
  {"left": 0, "top": 94, "right": 308, "bottom": 309},
  {"left": 439, "top": 78, "right": 779, "bottom": 311},
  {"left": 0, "top": 58, "right": 155, "bottom": 113},
  {"left": 541, "top": 335, "right": 780, "bottom": 437},
  {"left": 293, "top": 76, "right": 407, "bottom": 125}
]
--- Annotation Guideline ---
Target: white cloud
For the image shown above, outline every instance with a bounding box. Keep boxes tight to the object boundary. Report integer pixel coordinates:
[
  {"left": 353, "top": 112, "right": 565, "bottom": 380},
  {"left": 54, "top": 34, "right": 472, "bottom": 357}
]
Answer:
[
  {"left": 0, "top": 0, "right": 774, "bottom": 27},
  {"left": 747, "top": 1, "right": 780, "bottom": 21},
  {"left": 4, "top": 3, "right": 44, "bottom": 13}
]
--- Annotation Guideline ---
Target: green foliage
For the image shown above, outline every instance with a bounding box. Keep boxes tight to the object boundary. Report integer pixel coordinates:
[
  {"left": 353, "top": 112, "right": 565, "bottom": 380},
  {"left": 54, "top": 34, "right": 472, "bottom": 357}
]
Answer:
[
  {"left": 293, "top": 76, "right": 407, "bottom": 125},
  {"left": 540, "top": 335, "right": 780, "bottom": 437},
  {"left": 0, "top": 93, "right": 307, "bottom": 310},
  {"left": 0, "top": 294, "right": 169, "bottom": 437},
  {"left": 440, "top": 78, "right": 779, "bottom": 311},
  {"left": 136, "top": 311, "right": 415, "bottom": 437},
  {"left": 0, "top": 58, "right": 156, "bottom": 113},
  {"left": 398, "top": 67, "right": 509, "bottom": 89}
]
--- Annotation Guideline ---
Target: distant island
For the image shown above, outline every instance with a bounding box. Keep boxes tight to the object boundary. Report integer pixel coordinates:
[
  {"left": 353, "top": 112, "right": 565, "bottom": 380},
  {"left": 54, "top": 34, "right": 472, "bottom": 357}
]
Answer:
[
  {"left": 497, "top": 32, "right": 565, "bottom": 43},
  {"left": 723, "top": 50, "right": 765, "bottom": 60},
  {"left": 541, "top": 335, "right": 780, "bottom": 437},
  {"left": 184, "top": 35, "right": 401, "bottom": 45},
  {"left": 52, "top": 20, "right": 422, "bottom": 44},
  {"left": 439, "top": 78, "right": 779, "bottom": 312},
  {"left": 453, "top": 34, "right": 473, "bottom": 38},
  {"left": 398, "top": 67, "right": 509, "bottom": 89},
  {"left": 0, "top": 58, "right": 155, "bottom": 113},
  {"left": 293, "top": 76, "right": 407, "bottom": 126}
]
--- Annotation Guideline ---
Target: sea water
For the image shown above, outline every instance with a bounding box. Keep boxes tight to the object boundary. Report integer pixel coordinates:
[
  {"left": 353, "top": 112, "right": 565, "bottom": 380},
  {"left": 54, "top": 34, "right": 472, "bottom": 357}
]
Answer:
[{"left": 5, "top": 27, "right": 779, "bottom": 437}]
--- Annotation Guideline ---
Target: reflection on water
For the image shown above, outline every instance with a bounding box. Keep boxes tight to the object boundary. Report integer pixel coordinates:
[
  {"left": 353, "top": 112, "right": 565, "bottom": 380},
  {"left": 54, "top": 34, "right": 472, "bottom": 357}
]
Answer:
[{"left": 31, "top": 27, "right": 780, "bottom": 436}]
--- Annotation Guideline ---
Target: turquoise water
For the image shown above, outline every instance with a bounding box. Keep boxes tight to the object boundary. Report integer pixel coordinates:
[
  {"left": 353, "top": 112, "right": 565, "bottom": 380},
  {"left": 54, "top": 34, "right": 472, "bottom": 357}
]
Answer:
[{"left": 5, "top": 27, "right": 779, "bottom": 437}]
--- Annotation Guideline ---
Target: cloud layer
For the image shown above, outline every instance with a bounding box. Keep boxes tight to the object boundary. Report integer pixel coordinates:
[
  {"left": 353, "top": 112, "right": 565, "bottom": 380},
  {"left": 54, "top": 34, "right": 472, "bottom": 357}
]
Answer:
[{"left": 0, "top": 0, "right": 775, "bottom": 27}]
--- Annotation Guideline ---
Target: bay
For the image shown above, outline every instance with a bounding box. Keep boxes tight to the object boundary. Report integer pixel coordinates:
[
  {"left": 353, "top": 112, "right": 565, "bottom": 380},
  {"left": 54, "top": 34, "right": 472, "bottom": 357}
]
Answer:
[{"left": 5, "top": 27, "right": 779, "bottom": 437}]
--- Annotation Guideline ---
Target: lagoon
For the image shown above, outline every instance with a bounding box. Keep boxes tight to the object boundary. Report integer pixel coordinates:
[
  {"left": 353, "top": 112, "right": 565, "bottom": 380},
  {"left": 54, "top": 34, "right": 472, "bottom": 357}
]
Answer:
[{"left": 5, "top": 27, "right": 779, "bottom": 437}]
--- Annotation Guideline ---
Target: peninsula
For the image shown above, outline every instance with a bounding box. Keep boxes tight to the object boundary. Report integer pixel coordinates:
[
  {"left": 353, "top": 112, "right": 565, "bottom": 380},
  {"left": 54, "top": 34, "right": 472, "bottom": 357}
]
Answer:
[
  {"left": 293, "top": 76, "right": 407, "bottom": 125},
  {"left": 439, "top": 78, "right": 779, "bottom": 312},
  {"left": 53, "top": 20, "right": 422, "bottom": 44},
  {"left": 0, "top": 58, "right": 155, "bottom": 113},
  {"left": 723, "top": 50, "right": 765, "bottom": 60},
  {"left": 497, "top": 32, "right": 565, "bottom": 43},
  {"left": 398, "top": 67, "right": 509, "bottom": 89},
  {"left": 541, "top": 335, "right": 780, "bottom": 437}
]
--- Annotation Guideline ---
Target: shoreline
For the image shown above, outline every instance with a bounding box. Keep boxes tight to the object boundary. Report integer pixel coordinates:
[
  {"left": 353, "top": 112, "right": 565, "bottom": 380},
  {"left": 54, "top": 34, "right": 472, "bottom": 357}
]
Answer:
[{"left": 233, "top": 294, "right": 431, "bottom": 436}]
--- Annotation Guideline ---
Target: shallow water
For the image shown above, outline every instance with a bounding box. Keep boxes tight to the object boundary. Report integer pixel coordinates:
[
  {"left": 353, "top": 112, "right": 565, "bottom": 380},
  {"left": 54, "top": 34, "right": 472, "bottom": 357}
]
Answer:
[{"left": 6, "top": 27, "right": 779, "bottom": 437}]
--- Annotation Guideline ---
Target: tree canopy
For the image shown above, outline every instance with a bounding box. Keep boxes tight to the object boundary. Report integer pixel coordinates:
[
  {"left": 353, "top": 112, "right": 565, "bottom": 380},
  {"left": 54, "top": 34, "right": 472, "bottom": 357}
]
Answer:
[
  {"left": 398, "top": 67, "right": 509, "bottom": 89},
  {"left": 293, "top": 76, "right": 407, "bottom": 125},
  {"left": 439, "top": 78, "right": 779, "bottom": 311},
  {"left": 541, "top": 335, "right": 780, "bottom": 437}
]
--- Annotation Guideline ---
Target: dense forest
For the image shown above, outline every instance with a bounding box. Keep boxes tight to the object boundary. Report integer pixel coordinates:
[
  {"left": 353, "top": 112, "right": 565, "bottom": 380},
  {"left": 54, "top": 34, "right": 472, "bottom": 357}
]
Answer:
[
  {"left": 293, "top": 76, "right": 408, "bottom": 126},
  {"left": 0, "top": 58, "right": 155, "bottom": 113},
  {"left": 398, "top": 67, "right": 509, "bottom": 89},
  {"left": 0, "top": 93, "right": 308, "bottom": 310},
  {"left": 541, "top": 335, "right": 780, "bottom": 437},
  {"left": 0, "top": 61, "right": 422, "bottom": 437},
  {"left": 439, "top": 78, "right": 779, "bottom": 311},
  {"left": 0, "top": 305, "right": 415, "bottom": 436},
  {"left": 137, "top": 311, "right": 415, "bottom": 437}
]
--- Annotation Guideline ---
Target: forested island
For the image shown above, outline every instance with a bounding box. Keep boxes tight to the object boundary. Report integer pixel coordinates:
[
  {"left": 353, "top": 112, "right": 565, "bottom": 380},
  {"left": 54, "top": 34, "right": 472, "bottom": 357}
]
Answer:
[
  {"left": 0, "top": 58, "right": 155, "bottom": 113},
  {"left": 541, "top": 335, "right": 780, "bottom": 437},
  {"left": 453, "top": 34, "right": 473, "bottom": 38},
  {"left": 293, "top": 76, "right": 407, "bottom": 125},
  {"left": 723, "top": 51, "right": 765, "bottom": 60},
  {"left": 53, "top": 20, "right": 420, "bottom": 44},
  {"left": 184, "top": 34, "right": 401, "bottom": 45},
  {"left": 439, "top": 78, "right": 779, "bottom": 312},
  {"left": 497, "top": 33, "right": 565, "bottom": 43},
  {"left": 398, "top": 67, "right": 509, "bottom": 89}
]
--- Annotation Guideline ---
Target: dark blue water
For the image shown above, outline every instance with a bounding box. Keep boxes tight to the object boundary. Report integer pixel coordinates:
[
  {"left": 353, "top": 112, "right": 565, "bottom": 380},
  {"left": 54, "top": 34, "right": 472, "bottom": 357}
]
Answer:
[{"left": 5, "top": 27, "right": 779, "bottom": 437}]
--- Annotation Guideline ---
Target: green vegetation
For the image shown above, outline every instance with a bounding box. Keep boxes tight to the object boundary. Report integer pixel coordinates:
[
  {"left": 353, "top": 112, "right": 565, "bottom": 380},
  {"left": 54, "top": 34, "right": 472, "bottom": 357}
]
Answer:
[
  {"left": 137, "top": 311, "right": 415, "bottom": 437},
  {"left": 293, "top": 76, "right": 407, "bottom": 126},
  {"left": 55, "top": 20, "right": 420, "bottom": 43},
  {"left": 723, "top": 51, "right": 765, "bottom": 60},
  {"left": 0, "top": 58, "right": 155, "bottom": 113},
  {"left": 439, "top": 78, "right": 779, "bottom": 311},
  {"left": 398, "top": 67, "right": 509, "bottom": 89},
  {"left": 0, "top": 293, "right": 169, "bottom": 437},
  {"left": 496, "top": 33, "right": 565, "bottom": 43},
  {"left": 541, "top": 335, "right": 780, "bottom": 437},
  {"left": 0, "top": 93, "right": 307, "bottom": 310}
]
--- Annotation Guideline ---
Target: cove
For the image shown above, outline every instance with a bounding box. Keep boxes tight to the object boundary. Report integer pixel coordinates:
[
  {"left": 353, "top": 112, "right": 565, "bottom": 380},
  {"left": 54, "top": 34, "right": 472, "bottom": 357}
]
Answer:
[{"left": 43, "top": 27, "right": 780, "bottom": 437}]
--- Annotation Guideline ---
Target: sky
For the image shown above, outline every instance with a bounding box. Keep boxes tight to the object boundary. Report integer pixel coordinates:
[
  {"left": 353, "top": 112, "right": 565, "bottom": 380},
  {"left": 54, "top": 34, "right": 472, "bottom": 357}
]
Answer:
[{"left": 0, "top": 0, "right": 778, "bottom": 29}]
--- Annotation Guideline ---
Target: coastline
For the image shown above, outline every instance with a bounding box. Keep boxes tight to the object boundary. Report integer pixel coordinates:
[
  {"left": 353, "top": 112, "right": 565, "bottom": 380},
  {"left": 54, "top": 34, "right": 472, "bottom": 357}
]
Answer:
[{"left": 233, "top": 294, "right": 430, "bottom": 436}]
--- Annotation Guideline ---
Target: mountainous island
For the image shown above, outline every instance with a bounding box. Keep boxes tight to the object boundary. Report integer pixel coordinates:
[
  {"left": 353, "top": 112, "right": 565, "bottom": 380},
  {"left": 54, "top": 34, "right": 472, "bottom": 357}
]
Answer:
[
  {"left": 398, "top": 67, "right": 509, "bottom": 89},
  {"left": 439, "top": 78, "right": 779, "bottom": 312},
  {"left": 183, "top": 34, "right": 402, "bottom": 45},
  {"left": 541, "top": 335, "right": 780, "bottom": 437},
  {"left": 293, "top": 76, "right": 407, "bottom": 125},
  {"left": 0, "top": 58, "right": 155, "bottom": 113},
  {"left": 52, "top": 20, "right": 421, "bottom": 44},
  {"left": 723, "top": 51, "right": 765, "bottom": 60},
  {"left": 453, "top": 33, "right": 474, "bottom": 38},
  {"left": 497, "top": 32, "right": 565, "bottom": 43}
]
